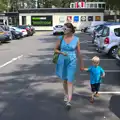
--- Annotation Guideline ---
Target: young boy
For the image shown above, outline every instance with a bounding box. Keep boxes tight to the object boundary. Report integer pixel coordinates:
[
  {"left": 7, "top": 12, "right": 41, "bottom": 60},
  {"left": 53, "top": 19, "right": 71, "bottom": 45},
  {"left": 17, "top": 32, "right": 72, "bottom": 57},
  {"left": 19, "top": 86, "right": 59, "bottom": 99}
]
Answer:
[{"left": 82, "top": 56, "right": 105, "bottom": 103}]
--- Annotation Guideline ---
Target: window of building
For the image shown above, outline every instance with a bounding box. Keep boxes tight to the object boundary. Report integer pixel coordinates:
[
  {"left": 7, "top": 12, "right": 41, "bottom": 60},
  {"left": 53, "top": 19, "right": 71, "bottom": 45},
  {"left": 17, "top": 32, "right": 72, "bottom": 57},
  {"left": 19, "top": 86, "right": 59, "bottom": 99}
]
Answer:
[
  {"left": 87, "top": 4, "right": 90, "bottom": 8},
  {"left": 98, "top": 4, "right": 101, "bottom": 8},
  {"left": 102, "top": 4, "right": 105, "bottom": 9},
  {"left": 70, "top": 3, "right": 75, "bottom": 8},
  {"left": 90, "top": 4, "right": 93, "bottom": 8},
  {"left": 94, "top": 4, "right": 97, "bottom": 8},
  {"left": 22, "top": 16, "right": 26, "bottom": 25}
]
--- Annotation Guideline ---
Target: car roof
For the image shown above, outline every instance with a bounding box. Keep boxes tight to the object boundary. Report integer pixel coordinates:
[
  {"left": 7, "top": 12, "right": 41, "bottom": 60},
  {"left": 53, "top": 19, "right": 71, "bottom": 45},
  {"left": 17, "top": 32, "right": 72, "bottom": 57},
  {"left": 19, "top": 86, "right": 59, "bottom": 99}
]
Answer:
[{"left": 104, "top": 24, "right": 120, "bottom": 29}]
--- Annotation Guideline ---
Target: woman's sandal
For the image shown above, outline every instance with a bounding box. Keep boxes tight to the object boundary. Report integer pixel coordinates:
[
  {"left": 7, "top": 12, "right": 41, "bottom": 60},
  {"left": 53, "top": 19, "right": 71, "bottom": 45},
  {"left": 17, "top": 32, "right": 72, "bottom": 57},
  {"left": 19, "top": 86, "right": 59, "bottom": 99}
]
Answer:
[{"left": 90, "top": 97, "right": 94, "bottom": 103}]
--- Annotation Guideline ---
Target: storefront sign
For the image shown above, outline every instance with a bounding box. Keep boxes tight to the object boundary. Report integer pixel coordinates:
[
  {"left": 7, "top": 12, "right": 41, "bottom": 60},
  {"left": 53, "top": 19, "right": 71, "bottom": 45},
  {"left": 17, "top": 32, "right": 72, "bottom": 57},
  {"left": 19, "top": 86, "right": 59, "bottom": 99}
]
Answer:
[
  {"left": 95, "top": 16, "right": 101, "bottom": 21},
  {"left": 74, "top": 16, "right": 79, "bottom": 22},
  {"left": 31, "top": 16, "right": 52, "bottom": 26},
  {"left": 81, "top": 16, "right": 86, "bottom": 21},
  {"left": 59, "top": 17, "right": 65, "bottom": 23},
  {"left": 88, "top": 16, "right": 93, "bottom": 21},
  {"left": 67, "top": 16, "right": 72, "bottom": 22}
]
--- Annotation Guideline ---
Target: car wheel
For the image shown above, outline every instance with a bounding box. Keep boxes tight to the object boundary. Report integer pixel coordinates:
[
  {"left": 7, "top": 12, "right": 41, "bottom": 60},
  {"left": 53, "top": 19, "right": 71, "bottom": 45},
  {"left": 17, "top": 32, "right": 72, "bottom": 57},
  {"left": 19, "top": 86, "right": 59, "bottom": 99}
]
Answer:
[
  {"left": 53, "top": 33, "right": 56, "bottom": 35},
  {"left": 108, "top": 46, "right": 118, "bottom": 57}
]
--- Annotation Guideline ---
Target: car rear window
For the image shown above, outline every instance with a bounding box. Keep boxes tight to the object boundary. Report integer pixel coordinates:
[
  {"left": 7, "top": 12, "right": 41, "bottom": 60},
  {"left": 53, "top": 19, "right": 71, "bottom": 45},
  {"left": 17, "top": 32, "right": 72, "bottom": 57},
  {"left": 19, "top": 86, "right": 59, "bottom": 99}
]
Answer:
[
  {"left": 101, "top": 27, "right": 109, "bottom": 37},
  {"left": 55, "top": 25, "right": 63, "bottom": 28},
  {"left": 19, "top": 26, "right": 26, "bottom": 29},
  {"left": 114, "top": 28, "right": 120, "bottom": 37}
]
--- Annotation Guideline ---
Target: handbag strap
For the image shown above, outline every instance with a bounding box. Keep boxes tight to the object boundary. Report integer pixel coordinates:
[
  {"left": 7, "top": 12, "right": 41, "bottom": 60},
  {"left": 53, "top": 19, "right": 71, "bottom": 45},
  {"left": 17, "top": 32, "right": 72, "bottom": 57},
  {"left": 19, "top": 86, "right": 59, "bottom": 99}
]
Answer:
[{"left": 59, "top": 35, "right": 64, "bottom": 49}]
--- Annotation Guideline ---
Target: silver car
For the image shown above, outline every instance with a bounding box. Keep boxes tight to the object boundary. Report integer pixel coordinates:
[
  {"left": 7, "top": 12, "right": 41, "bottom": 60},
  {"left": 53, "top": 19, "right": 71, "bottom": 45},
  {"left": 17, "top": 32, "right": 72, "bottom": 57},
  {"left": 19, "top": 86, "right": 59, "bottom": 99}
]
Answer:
[{"left": 97, "top": 25, "right": 120, "bottom": 56}]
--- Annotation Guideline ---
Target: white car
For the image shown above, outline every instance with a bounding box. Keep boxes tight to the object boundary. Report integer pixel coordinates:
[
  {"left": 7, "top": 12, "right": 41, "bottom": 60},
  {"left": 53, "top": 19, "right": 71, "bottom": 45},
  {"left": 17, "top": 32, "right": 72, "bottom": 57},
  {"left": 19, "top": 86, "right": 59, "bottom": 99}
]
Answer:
[
  {"left": 86, "top": 21, "right": 106, "bottom": 35},
  {"left": 97, "top": 25, "right": 120, "bottom": 56},
  {"left": 53, "top": 25, "right": 64, "bottom": 35},
  {"left": 10, "top": 26, "right": 27, "bottom": 37}
]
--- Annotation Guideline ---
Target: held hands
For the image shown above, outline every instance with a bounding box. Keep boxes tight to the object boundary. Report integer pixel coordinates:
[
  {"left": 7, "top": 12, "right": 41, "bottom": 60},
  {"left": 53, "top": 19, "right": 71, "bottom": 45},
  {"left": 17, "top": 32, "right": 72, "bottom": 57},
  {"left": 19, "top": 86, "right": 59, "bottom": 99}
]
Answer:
[{"left": 80, "top": 67, "right": 84, "bottom": 71}]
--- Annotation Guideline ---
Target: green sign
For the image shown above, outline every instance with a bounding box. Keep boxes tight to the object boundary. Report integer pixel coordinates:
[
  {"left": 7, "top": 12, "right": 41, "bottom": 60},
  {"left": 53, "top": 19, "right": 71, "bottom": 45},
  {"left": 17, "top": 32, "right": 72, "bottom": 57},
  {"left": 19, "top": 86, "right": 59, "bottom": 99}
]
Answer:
[{"left": 31, "top": 16, "right": 52, "bottom": 26}]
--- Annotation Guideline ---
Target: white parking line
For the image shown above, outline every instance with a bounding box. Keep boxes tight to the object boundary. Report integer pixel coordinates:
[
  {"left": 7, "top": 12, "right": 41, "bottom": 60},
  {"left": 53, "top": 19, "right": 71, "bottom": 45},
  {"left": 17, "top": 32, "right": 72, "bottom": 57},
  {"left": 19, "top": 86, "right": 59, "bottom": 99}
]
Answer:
[
  {"left": 84, "top": 59, "right": 116, "bottom": 60},
  {"left": 99, "top": 91, "right": 120, "bottom": 94},
  {"left": 74, "top": 91, "right": 120, "bottom": 96},
  {"left": 105, "top": 70, "right": 120, "bottom": 72},
  {"left": 0, "top": 55, "right": 23, "bottom": 69}
]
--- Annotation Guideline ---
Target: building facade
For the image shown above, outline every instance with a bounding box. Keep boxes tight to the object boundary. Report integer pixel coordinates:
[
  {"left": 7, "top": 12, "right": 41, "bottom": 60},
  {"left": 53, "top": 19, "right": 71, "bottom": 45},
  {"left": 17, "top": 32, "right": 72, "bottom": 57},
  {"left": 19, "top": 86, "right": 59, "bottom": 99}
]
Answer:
[
  {"left": 18, "top": 8, "right": 104, "bottom": 30},
  {"left": 70, "top": 2, "right": 106, "bottom": 9}
]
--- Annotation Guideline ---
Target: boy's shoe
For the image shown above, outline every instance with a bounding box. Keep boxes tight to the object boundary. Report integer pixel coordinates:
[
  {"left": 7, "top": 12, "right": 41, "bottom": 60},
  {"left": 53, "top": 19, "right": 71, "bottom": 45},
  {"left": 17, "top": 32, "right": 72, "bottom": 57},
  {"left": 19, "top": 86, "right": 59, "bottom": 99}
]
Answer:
[
  {"left": 64, "top": 95, "right": 68, "bottom": 102},
  {"left": 94, "top": 93, "right": 100, "bottom": 97}
]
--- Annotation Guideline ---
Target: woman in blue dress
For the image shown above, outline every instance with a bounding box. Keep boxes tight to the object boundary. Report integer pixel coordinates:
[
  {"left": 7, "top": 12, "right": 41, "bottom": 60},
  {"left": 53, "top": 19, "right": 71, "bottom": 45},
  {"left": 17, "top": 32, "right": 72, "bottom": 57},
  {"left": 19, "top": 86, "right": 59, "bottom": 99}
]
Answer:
[{"left": 55, "top": 23, "right": 84, "bottom": 107}]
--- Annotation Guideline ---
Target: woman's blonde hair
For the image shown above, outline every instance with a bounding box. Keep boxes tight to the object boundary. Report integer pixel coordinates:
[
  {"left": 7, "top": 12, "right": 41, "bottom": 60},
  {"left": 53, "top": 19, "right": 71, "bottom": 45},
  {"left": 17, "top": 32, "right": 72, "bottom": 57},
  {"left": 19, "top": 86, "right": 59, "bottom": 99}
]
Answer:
[{"left": 92, "top": 56, "right": 100, "bottom": 63}]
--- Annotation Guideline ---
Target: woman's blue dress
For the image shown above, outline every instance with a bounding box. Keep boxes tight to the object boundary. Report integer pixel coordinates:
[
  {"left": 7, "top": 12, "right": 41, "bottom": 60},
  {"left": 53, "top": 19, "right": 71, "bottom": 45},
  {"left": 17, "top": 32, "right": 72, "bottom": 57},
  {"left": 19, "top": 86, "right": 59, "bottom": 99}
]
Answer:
[{"left": 56, "top": 35, "right": 79, "bottom": 82}]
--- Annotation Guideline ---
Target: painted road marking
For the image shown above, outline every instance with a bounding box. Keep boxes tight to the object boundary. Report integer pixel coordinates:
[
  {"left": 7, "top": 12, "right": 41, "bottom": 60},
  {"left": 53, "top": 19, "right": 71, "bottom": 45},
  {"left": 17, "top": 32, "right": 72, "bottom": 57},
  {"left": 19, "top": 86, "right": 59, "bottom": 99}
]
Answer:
[
  {"left": 84, "top": 59, "right": 116, "bottom": 60},
  {"left": 0, "top": 55, "right": 23, "bottom": 69},
  {"left": 99, "top": 91, "right": 120, "bottom": 94}
]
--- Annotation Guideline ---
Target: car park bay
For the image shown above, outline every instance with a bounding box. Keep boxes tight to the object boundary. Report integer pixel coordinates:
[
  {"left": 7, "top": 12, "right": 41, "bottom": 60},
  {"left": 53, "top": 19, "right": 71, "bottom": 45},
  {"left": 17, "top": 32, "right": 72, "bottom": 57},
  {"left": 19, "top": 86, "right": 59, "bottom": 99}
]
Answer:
[{"left": 0, "top": 31, "right": 119, "bottom": 120}]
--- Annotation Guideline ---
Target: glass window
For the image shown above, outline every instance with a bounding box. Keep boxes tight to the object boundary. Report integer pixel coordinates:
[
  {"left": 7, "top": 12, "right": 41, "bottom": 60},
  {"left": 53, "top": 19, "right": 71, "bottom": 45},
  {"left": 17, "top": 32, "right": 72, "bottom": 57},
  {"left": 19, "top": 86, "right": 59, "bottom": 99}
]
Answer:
[
  {"left": 102, "top": 4, "right": 105, "bottom": 9},
  {"left": 114, "top": 28, "right": 120, "bottom": 37},
  {"left": 87, "top": 4, "right": 90, "bottom": 8},
  {"left": 90, "top": 4, "right": 93, "bottom": 8},
  {"left": 70, "top": 3, "right": 75, "bottom": 8},
  {"left": 102, "top": 27, "right": 109, "bottom": 37},
  {"left": 98, "top": 4, "right": 101, "bottom": 8},
  {"left": 94, "top": 4, "right": 97, "bottom": 8},
  {"left": 22, "top": 16, "right": 26, "bottom": 25}
]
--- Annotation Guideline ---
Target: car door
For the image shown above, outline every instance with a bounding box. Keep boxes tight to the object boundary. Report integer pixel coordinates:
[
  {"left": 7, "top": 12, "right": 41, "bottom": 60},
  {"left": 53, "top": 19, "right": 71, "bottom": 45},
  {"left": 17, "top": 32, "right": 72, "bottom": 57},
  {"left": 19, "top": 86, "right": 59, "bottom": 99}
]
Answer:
[{"left": 99, "top": 26, "right": 110, "bottom": 48}]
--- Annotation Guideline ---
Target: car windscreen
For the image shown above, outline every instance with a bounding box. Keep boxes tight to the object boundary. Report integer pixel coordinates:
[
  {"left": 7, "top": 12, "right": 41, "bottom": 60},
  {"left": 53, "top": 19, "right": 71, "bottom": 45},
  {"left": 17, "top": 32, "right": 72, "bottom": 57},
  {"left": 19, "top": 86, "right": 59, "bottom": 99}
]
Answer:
[{"left": 114, "top": 28, "right": 120, "bottom": 37}]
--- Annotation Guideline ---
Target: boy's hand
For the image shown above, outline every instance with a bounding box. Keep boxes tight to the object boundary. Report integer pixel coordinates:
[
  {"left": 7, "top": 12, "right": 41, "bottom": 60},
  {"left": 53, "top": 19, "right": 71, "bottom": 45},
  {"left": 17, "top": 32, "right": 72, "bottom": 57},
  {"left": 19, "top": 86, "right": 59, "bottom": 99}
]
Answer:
[{"left": 80, "top": 67, "right": 84, "bottom": 71}]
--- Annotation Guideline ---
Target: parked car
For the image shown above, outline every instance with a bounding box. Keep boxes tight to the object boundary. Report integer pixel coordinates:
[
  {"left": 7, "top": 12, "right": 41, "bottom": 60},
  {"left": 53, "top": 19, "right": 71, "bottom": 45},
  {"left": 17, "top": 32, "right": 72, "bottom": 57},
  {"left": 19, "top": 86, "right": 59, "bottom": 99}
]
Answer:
[
  {"left": 17, "top": 25, "right": 33, "bottom": 36},
  {"left": 96, "top": 25, "right": 120, "bottom": 57},
  {"left": 116, "top": 43, "right": 120, "bottom": 65},
  {"left": 28, "top": 25, "right": 35, "bottom": 35},
  {"left": 92, "top": 22, "right": 120, "bottom": 43},
  {"left": 86, "top": 21, "right": 106, "bottom": 34},
  {"left": 0, "top": 26, "right": 12, "bottom": 43},
  {"left": 10, "top": 27, "right": 27, "bottom": 37},
  {"left": 53, "top": 25, "right": 64, "bottom": 35},
  {"left": 9, "top": 28, "right": 23, "bottom": 39}
]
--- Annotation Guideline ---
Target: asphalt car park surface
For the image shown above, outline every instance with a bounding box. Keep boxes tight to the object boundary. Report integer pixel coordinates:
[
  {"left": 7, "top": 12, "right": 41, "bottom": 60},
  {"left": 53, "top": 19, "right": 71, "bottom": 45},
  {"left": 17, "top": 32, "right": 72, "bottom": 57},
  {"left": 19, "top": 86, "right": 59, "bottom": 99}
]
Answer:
[{"left": 0, "top": 31, "right": 119, "bottom": 120}]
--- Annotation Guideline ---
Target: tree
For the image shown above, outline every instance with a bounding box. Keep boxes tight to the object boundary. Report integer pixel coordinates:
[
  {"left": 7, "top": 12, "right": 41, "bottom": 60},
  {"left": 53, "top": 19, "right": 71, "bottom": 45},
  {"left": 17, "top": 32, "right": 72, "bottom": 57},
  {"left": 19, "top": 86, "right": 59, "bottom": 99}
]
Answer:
[{"left": 0, "top": 0, "right": 8, "bottom": 12}]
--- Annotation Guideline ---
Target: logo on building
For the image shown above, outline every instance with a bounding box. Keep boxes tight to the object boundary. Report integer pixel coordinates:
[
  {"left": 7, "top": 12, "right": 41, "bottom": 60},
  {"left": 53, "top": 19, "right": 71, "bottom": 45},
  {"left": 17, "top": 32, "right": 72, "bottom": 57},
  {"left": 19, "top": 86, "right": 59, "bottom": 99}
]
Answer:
[
  {"left": 73, "top": 16, "right": 79, "bottom": 22},
  {"left": 88, "top": 16, "right": 93, "bottom": 21},
  {"left": 59, "top": 17, "right": 65, "bottom": 23},
  {"left": 81, "top": 16, "right": 86, "bottom": 21},
  {"left": 95, "top": 16, "right": 101, "bottom": 21},
  {"left": 67, "top": 16, "right": 72, "bottom": 22}
]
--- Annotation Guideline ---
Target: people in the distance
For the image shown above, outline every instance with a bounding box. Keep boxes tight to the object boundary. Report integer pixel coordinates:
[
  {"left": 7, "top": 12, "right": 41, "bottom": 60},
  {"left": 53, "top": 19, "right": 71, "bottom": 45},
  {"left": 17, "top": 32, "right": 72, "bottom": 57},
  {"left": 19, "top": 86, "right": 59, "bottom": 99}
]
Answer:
[{"left": 54, "top": 23, "right": 84, "bottom": 107}]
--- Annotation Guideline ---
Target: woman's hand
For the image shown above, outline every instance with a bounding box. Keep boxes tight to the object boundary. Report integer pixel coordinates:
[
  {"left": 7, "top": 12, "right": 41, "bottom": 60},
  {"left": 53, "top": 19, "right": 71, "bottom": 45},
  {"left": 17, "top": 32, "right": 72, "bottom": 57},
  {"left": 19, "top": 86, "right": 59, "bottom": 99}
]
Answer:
[{"left": 61, "top": 52, "right": 67, "bottom": 56}]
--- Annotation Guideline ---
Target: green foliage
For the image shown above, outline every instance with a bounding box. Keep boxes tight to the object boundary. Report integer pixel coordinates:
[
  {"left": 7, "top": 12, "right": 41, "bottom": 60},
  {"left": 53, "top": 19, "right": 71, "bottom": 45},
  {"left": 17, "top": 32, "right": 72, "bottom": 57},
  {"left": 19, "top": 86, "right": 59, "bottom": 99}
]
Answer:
[{"left": 0, "top": 0, "right": 120, "bottom": 12}]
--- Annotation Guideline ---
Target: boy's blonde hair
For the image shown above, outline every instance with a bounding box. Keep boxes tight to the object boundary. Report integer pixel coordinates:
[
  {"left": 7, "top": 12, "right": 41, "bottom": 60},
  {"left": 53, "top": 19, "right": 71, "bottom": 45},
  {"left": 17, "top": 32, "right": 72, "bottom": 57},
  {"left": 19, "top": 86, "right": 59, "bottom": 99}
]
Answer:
[{"left": 92, "top": 56, "right": 100, "bottom": 63}]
